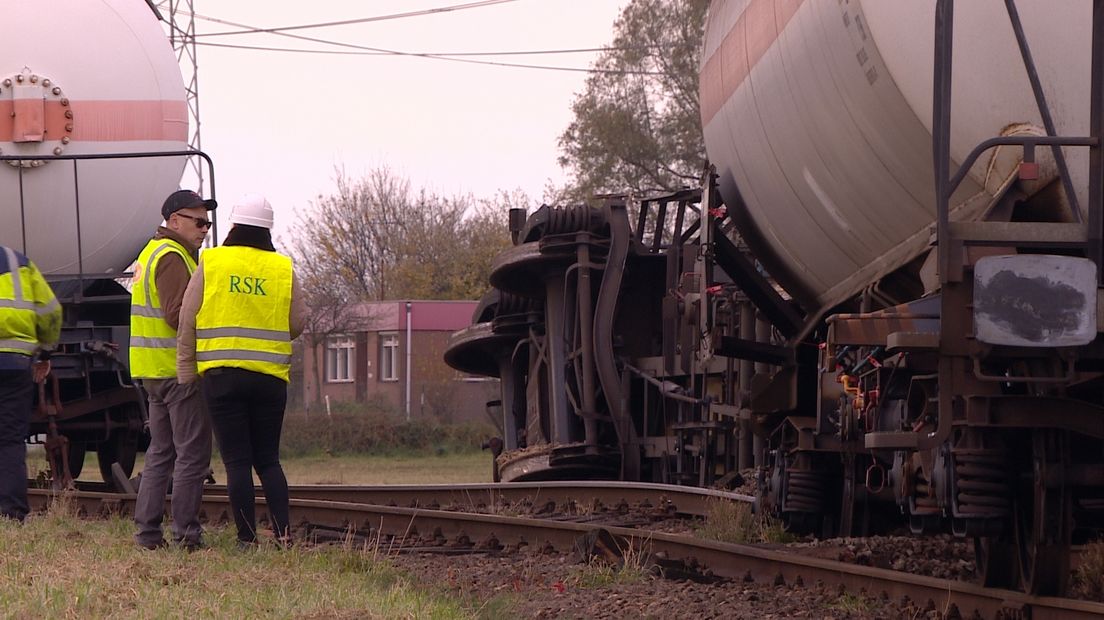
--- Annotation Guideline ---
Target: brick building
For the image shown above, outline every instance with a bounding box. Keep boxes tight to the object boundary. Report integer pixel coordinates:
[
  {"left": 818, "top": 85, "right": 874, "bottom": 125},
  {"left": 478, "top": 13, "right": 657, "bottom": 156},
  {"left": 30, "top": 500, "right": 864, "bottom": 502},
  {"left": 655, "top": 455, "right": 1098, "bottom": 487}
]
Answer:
[{"left": 300, "top": 300, "right": 498, "bottom": 424}]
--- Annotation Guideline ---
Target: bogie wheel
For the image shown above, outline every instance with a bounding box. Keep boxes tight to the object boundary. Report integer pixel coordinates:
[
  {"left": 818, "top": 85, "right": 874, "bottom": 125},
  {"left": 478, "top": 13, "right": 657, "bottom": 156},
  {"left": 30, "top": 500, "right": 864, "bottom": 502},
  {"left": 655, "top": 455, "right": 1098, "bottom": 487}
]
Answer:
[
  {"left": 67, "top": 440, "right": 86, "bottom": 480},
  {"left": 1014, "top": 430, "right": 1072, "bottom": 596},
  {"left": 974, "top": 536, "right": 1018, "bottom": 589},
  {"left": 838, "top": 457, "right": 869, "bottom": 537},
  {"left": 97, "top": 431, "right": 138, "bottom": 487}
]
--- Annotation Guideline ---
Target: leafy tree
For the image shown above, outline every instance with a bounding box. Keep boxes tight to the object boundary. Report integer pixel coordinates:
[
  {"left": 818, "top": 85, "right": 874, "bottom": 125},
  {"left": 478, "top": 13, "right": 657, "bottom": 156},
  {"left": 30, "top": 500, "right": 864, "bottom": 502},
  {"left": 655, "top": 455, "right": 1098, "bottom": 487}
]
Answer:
[
  {"left": 388, "top": 189, "right": 528, "bottom": 300},
  {"left": 558, "top": 0, "right": 709, "bottom": 200}
]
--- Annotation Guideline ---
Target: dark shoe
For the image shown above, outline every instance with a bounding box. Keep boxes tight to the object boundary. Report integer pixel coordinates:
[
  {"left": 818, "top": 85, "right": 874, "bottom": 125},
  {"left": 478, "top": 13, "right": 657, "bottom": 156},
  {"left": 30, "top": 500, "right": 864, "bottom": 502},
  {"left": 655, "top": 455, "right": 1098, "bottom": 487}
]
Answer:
[
  {"left": 176, "top": 540, "right": 205, "bottom": 552},
  {"left": 138, "top": 540, "right": 168, "bottom": 550},
  {"left": 236, "top": 539, "right": 258, "bottom": 552}
]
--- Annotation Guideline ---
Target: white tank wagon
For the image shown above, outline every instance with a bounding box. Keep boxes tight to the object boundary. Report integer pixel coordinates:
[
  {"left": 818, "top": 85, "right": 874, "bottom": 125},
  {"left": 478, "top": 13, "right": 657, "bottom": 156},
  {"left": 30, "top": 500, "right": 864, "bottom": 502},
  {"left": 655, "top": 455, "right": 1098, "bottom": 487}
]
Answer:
[
  {"left": 700, "top": 0, "right": 1091, "bottom": 312},
  {"left": 0, "top": 0, "right": 189, "bottom": 275},
  {"left": 447, "top": 0, "right": 1104, "bottom": 599}
]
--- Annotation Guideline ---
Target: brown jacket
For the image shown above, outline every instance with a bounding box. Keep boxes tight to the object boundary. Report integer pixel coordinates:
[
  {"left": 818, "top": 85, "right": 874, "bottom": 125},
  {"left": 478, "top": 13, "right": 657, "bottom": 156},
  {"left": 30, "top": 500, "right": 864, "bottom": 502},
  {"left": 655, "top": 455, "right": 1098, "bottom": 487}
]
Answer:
[
  {"left": 149, "top": 226, "right": 201, "bottom": 331},
  {"left": 176, "top": 250, "right": 305, "bottom": 384}
]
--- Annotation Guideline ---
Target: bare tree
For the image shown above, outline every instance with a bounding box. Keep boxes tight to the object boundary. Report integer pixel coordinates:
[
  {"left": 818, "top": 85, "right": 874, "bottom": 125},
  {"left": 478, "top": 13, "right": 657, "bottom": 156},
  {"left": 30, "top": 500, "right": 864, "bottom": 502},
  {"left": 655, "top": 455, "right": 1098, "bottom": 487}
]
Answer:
[
  {"left": 289, "top": 166, "right": 522, "bottom": 303},
  {"left": 285, "top": 167, "right": 527, "bottom": 405},
  {"left": 287, "top": 166, "right": 412, "bottom": 301},
  {"left": 286, "top": 251, "right": 369, "bottom": 406}
]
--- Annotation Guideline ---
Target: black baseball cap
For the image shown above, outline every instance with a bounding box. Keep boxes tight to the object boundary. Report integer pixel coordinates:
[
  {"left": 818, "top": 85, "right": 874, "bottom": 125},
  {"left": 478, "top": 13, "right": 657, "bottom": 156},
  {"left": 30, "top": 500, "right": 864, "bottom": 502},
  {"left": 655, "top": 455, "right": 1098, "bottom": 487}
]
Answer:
[{"left": 161, "top": 189, "right": 217, "bottom": 220}]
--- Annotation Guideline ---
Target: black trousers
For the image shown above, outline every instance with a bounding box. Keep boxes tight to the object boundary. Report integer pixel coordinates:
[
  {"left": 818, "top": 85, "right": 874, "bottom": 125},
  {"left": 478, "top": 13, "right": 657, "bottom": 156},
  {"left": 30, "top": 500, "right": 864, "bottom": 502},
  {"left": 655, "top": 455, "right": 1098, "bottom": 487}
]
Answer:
[
  {"left": 0, "top": 368, "right": 34, "bottom": 522},
  {"left": 203, "top": 367, "right": 289, "bottom": 542}
]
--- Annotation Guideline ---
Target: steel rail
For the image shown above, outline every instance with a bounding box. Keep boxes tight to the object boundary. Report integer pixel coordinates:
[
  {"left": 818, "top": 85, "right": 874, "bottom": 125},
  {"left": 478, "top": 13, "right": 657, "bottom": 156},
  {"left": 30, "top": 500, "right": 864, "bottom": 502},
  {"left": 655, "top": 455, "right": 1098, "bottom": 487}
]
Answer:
[
  {"left": 60, "top": 480, "right": 754, "bottom": 519},
  {"left": 27, "top": 488, "right": 1104, "bottom": 620}
]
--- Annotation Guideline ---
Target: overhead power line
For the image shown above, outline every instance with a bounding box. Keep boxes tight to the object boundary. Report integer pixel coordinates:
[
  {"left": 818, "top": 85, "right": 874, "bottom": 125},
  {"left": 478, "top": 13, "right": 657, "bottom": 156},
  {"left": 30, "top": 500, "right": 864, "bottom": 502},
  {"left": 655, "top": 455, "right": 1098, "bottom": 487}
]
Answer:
[
  {"left": 194, "top": 0, "right": 521, "bottom": 37},
  {"left": 175, "top": 6, "right": 671, "bottom": 76},
  {"left": 192, "top": 40, "right": 671, "bottom": 75},
  {"left": 191, "top": 43, "right": 667, "bottom": 57}
]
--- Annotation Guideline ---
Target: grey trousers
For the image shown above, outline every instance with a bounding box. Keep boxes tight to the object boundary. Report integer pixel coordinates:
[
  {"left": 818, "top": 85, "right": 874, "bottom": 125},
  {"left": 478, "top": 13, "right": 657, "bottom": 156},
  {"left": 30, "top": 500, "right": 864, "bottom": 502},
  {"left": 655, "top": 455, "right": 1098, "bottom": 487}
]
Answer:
[{"left": 134, "top": 378, "right": 211, "bottom": 546}]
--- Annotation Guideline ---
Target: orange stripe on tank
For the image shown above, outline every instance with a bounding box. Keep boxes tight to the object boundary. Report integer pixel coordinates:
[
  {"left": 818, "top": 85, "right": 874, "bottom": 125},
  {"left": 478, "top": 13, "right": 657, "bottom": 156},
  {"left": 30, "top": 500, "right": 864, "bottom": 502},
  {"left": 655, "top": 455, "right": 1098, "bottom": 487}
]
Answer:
[
  {"left": 0, "top": 100, "right": 188, "bottom": 142},
  {"left": 700, "top": 0, "right": 806, "bottom": 127}
]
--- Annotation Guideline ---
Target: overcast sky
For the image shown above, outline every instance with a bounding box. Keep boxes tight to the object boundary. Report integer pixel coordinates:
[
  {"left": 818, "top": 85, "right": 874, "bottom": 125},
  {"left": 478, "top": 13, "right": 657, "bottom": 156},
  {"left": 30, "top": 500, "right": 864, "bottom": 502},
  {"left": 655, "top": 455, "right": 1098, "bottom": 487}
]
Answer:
[{"left": 172, "top": 0, "right": 628, "bottom": 242}]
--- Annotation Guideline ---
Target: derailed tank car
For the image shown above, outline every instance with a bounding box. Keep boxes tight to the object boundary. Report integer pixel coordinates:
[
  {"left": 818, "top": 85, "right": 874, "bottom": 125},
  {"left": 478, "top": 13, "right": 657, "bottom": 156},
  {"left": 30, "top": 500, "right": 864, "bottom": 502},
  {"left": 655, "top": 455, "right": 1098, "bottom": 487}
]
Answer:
[
  {"left": 2, "top": 0, "right": 211, "bottom": 484},
  {"left": 446, "top": 0, "right": 1104, "bottom": 596}
]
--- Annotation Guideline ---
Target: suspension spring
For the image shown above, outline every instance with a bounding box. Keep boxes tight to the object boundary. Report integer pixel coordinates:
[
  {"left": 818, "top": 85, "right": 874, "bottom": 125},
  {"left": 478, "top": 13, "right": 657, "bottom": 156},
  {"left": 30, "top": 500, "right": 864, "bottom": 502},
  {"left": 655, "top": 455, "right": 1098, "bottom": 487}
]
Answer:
[
  {"left": 912, "top": 471, "right": 939, "bottom": 511},
  {"left": 952, "top": 449, "right": 1011, "bottom": 517},
  {"left": 546, "top": 205, "right": 601, "bottom": 235},
  {"left": 784, "top": 469, "right": 827, "bottom": 513}
]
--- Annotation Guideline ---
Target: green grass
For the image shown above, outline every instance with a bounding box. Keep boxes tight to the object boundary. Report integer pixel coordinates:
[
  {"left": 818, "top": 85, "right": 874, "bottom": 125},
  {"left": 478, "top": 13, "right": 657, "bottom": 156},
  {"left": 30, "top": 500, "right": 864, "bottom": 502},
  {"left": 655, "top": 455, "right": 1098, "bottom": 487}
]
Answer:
[
  {"left": 17, "top": 448, "right": 501, "bottom": 617},
  {"left": 280, "top": 451, "right": 492, "bottom": 485},
  {"left": 828, "top": 593, "right": 874, "bottom": 614},
  {"left": 28, "top": 447, "right": 493, "bottom": 486},
  {"left": 0, "top": 502, "right": 494, "bottom": 618}
]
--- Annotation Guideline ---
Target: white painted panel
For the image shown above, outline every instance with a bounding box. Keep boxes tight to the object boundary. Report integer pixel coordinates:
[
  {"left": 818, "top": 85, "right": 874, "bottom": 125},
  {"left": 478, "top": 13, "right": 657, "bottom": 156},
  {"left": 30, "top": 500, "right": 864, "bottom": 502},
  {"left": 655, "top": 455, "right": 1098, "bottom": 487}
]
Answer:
[
  {"left": 0, "top": 0, "right": 187, "bottom": 274},
  {"left": 702, "top": 0, "right": 1082, "bottom": 309}
]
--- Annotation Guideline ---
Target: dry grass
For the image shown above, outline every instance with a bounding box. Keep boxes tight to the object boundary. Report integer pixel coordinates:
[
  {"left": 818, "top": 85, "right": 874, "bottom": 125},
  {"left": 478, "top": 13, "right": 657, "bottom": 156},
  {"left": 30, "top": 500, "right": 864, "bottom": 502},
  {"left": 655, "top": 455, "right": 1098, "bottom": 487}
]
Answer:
[
  {"left": 570, "top": 538, "right": 653, "bottom": 589},
  {"left": 695, "top": 498, "right": 795, "bottom": 544},
  {"left": 1073, "top": 541, "right": 1104, "bottom": 600}
]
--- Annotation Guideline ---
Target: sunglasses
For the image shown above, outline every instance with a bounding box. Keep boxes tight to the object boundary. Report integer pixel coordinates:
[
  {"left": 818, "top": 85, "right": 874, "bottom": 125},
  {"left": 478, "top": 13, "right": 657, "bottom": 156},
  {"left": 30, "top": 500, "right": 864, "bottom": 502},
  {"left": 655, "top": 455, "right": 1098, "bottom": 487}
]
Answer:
[{"left": 175, "top": 212, "right": 213, "bottom": 229}]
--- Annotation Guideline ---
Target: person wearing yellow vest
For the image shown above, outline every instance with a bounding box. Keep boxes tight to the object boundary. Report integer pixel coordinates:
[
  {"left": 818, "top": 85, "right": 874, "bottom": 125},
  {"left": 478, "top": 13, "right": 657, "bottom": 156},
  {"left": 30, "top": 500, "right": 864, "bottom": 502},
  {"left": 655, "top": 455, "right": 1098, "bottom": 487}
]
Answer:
[
  {"left": 177, "top": 194, "right": 305, "bottom": 548},
  {"left": 0, "top": 246, "right": 60, "bottom": 522},
  {"left": 130, "top": 189, "right": 216, "bottom": 551}
]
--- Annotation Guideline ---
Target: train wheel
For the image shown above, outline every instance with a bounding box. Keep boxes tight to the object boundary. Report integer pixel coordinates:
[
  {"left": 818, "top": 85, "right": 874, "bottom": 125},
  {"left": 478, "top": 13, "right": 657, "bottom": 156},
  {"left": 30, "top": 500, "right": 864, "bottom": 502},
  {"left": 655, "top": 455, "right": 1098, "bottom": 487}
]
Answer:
[
  {"left": 67, "top": 440, "right": 86, "bottom": 480},
  {"left": 97, "top": 431, "right": 138, "bottom": 486},
  {"left": 974, "top": 536, "right": 1018, "bottom": 589},
  {"left": 838, "top": 459, "right": 866, "bottom": 537},
  {"left": 1014, "top": 431, "right": 1071, "bottom": 596}
]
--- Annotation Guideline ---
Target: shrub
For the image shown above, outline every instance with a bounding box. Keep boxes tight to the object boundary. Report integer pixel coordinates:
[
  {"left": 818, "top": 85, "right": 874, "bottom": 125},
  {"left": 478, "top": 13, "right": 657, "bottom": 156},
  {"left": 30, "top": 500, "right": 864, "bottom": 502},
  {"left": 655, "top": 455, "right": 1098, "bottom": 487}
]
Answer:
[{"left": 281, "top": 398, "right": 496, "bottom": 457}]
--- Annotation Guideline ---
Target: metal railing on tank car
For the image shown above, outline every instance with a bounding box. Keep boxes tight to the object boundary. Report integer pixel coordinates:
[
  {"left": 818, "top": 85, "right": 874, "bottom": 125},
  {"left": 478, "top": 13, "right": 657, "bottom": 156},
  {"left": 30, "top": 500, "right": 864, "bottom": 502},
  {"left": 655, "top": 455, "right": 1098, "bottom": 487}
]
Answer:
[{"left": 2, "top": 149, "right": 217, "bottom": 301}]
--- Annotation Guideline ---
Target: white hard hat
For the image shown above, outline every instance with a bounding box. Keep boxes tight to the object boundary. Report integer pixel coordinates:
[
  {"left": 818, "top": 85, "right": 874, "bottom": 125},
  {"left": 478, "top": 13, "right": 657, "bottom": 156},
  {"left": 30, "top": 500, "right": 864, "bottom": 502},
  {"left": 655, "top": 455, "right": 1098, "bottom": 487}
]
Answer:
[{"left": 228, "top": 193, "right": 274, "bottom": 229}]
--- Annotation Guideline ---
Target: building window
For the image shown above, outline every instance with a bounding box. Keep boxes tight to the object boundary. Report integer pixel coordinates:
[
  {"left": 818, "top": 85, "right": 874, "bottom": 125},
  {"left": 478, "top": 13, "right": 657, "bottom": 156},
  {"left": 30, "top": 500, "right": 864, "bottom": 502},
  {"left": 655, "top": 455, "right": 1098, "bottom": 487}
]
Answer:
[
  {"left": 380, "top": 332, "right": 399, "bottom": 382},
  {"left": 325, "top": 336, "right": 354, "bottom": 383}
]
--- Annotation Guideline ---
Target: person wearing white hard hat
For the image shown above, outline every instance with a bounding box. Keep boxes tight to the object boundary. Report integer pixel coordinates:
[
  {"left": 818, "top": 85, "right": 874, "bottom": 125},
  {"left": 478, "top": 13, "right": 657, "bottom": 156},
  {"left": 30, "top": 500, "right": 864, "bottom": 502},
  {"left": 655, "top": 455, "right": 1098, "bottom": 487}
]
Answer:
[{"left": 176, "top": 194, "right": 306, "bottom": 548}]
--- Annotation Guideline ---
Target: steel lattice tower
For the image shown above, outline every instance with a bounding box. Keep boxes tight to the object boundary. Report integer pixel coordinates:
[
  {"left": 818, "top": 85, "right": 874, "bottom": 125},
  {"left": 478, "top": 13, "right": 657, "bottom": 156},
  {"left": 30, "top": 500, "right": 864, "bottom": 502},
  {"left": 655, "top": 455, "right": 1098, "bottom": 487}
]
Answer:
[{"left": 154, "top": 0, "right": 204, "bottom": 193}]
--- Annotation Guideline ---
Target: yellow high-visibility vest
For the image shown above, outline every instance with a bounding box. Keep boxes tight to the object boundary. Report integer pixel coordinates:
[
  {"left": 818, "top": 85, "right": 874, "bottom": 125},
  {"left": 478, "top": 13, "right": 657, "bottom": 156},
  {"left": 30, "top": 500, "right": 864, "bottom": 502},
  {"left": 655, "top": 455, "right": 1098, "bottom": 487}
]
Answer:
[
  {"left": 129, "top": 238, "right": 197, "bottom": 379},
  {"left": 0, "top": 246, "right": 60, "bottom": 356},
  {"left": 195, "top": 246, "right": 292, "bottom": 382}
]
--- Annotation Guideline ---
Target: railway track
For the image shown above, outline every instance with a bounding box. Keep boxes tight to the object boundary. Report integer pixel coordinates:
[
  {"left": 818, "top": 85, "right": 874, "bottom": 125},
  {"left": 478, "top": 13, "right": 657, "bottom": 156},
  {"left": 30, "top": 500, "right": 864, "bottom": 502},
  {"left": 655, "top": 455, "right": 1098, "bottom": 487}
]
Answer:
[
  {"left": 63, "top": 480, "right": 755, "bottom": 520},
  {"left": 27, "top": 485, "right": 1104, "bottom": 619}
]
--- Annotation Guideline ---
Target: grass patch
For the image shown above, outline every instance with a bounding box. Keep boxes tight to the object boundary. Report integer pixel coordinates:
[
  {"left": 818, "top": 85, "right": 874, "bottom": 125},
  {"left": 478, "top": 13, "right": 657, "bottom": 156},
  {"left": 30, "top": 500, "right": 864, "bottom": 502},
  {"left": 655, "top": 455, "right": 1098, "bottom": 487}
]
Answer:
[
  {"left": 569, "top": 539, "right": 653, "bottom": 589},
  {"left": 695, "top": 499, "right": 795, "bottom": 544},
  {"left": 281, "top": 451, "right": 492, "bottom": 485},
  {"left": 828, "top": 593, "right": 874, "bottom": 614},
  {"left": 570, "top": 561, "right": 650, "bottom": 589},
  {"left": 29, "top": 440, "right": 494, "bottom": 486},
  {"left": 0, "top": 502, "right": 491, "bottom": 618},
  {"left": 1073, "top": 541, "right": 1104, "bottom": 600}
]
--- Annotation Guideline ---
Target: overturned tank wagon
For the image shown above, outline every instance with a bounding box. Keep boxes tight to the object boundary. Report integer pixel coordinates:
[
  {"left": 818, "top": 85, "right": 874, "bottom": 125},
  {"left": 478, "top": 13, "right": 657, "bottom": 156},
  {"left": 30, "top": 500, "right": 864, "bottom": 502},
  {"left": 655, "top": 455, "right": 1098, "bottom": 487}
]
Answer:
[
  {"left": 2, "top": 0, "right": 212, "bottom": 485},
  {"left": 447, "top": 0, "right": 1104, "bottom": 597}
]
